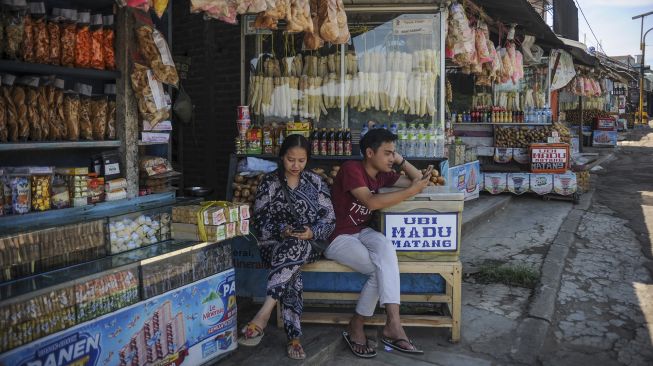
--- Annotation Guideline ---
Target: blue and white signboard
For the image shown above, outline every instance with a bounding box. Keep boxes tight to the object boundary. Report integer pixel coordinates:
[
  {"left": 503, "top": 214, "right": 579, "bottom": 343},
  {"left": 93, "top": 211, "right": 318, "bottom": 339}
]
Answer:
[
  {"left": 0, "top": 269, "right": 238, "bottom": 366},
  {"left": 384, "top": 213, "right": 459, "bottom": 252}
]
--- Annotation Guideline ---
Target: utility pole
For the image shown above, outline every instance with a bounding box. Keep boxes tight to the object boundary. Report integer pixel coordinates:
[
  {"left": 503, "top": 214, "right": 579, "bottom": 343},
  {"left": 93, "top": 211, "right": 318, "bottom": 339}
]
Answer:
[{"left": 632, "top": 10, "right": 653, "bottom": 125}]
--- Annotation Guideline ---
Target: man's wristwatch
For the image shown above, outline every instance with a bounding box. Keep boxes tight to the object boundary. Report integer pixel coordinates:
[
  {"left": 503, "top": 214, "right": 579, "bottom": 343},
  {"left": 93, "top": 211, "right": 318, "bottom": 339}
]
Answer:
[{"left": 395, "top": 158, "right": 406, "bottom": 171}]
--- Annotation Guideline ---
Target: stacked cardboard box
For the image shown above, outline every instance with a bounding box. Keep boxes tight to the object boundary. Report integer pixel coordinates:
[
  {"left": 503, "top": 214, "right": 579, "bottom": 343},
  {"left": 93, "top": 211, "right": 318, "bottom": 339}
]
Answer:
[{"left": 172, "top": 203, "right": 250, "bottom": 242}]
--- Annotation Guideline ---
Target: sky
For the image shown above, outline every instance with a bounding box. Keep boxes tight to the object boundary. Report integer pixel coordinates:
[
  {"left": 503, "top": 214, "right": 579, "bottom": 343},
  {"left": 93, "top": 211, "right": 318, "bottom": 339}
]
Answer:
[{"left": 571, "top": 0, "right": 653, "bottom": 67}]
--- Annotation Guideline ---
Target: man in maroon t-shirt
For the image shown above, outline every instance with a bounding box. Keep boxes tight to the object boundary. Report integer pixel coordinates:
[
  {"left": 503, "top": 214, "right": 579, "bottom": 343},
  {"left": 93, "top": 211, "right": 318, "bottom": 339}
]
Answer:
[{"left": 326, "top": 128, "right": 429, "bottom": 358}]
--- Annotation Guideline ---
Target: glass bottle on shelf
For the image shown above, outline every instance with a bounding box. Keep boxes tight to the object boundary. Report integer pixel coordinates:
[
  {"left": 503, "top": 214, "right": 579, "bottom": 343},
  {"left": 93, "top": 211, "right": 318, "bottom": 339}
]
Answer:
[
  {"left": 311, "top": 128, "right": 319, "bottom": 155},
  {"left": 344, "top": 128, "right": 352, "bottom": 156},
  {"left": 319, "top": 128, "right": 328, "bottom": 156},
  {"left": 336, "top": 128, "right": 344, "bottom": 156},
  {"left": 327, "top": 128, "right": 336, "bottom": 156}
]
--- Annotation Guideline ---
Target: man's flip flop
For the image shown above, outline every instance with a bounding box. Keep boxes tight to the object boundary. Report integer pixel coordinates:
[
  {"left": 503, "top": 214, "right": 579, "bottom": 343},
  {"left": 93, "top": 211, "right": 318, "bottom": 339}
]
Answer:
[
  {"left": 380, "top": 336, "right": 424, "bottom": 354},
  {"left": 342, "top": 331, "right": 377, "bottom": 358},
  {"left": 237, "top": 323, "right": 264, "bottom": 346}
]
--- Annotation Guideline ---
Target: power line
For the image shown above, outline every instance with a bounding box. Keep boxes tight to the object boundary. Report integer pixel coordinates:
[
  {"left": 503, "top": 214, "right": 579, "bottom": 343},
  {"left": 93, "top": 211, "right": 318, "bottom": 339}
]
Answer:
[{"left": 573, "top": 0, "right": 606, "bottom": 54}]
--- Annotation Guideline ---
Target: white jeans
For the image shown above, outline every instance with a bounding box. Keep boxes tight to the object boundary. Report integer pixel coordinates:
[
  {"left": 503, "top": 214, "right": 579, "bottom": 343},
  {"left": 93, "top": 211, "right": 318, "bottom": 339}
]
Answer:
[{"left": 325, "top": 228, "right": 400, "bottom": 317}]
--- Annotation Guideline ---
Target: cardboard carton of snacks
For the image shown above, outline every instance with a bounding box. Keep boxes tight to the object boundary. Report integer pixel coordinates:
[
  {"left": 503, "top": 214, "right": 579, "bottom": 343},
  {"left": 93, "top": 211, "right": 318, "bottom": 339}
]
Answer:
[
  {"left": 239, "top": 204, "right": 250, "bottom": 220},
  {"left": 239, "top": 220, "right": 250, "bottom": 236},
  {"left": 172, "top": 205, "right": 201, "bottom": 224},
  {"left": 203, "top": 206, "right": 227, "bottom": 226},
  {"left": 226, "top": 222, "right": 237, "bottom": 238},
  {"left": 172, "top": 222, "right": 226, "bottom": 242},
  {"left": 530, "top": 174, "right": 553, "bottom": 195}
]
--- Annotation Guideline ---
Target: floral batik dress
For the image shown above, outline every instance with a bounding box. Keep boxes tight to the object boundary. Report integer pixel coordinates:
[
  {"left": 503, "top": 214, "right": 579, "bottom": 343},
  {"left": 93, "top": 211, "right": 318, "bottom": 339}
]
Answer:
[{"left": 252, "top": 169, "right": 335, "bottom": 340}]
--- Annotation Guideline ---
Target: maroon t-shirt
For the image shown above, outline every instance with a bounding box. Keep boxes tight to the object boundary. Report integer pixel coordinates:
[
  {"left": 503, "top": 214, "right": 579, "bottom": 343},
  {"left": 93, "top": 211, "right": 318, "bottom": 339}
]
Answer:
[{"left": 329, "top": 160, "right": 400, "bottom": 241}]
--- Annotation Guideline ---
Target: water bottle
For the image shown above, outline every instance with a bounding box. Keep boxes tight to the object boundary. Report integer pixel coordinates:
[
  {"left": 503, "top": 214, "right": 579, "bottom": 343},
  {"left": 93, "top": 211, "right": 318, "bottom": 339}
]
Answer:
[
  {"left": 407, "top": 124, "right": 417, "bottom": 157},
  {"left": 360, "top": 125, "right": 369, "bottom": 139},
  {"left": 397, "top": 124, "right": 406, "bottom": 155},
  {"left": 390, "top": 123, "right": 398, "bottom": 136},
  {"left": 436, "top": 129, "right": 445, "bottom": 158},
  {"left": 429, "top": 127, "right": 437, "bottom": 157},
  {"left": 416, "top": 125, "right": 425, "bottom": 157}
]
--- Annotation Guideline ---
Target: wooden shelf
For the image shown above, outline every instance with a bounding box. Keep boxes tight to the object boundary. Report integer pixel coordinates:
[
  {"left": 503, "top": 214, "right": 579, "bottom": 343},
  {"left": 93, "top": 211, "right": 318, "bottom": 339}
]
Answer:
[
  {"left": 0, "top": 140, "right": 121, "bottom": 151},
  {"left": 138, "top": 140, "right": 169, "bottom": 146},
  {"left": 0, "top": 59, "right": 120, "bottom": 80},
  {"left": 234, "top": 154, "right": 446, "bottom": 161},
  {"left": 0, "top": 192, "right": 176, "bottom": 235}
]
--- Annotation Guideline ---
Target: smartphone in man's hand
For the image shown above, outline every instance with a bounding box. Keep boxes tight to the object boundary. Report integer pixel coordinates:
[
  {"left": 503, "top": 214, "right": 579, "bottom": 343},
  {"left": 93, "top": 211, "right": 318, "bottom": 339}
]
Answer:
[{"left": 291, "top": 227, "right": 306, "bottom": 233}]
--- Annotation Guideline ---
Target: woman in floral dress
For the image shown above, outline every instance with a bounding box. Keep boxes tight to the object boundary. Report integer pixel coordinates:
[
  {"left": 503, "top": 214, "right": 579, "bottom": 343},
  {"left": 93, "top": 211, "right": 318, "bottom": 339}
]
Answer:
[{"left": 238, "top": 134, "right": 335, "bottom": 360}]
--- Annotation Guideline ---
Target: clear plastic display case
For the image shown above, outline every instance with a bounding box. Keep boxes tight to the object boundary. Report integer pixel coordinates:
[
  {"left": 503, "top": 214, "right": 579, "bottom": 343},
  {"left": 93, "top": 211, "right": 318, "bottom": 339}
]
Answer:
[
  {"left": 107, "top": 206, "right": 172, "bottom": 254},
  {"left": 244, "top": 11, "right": 444, "bottom": 156}
]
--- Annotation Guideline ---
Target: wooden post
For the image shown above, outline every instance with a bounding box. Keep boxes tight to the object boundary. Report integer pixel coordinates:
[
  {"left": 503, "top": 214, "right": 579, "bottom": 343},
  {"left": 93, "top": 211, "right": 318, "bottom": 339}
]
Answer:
[
  {"left": 115, "top": 8, "right": 140, "bottom": 198},
  {"left": 578, "top": 95, "right": 584, "bottom": 153}
]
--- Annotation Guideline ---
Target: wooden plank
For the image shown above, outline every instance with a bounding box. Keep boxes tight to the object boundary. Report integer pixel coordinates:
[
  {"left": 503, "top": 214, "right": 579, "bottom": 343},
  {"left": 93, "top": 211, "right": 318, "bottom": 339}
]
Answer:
[
  {"left": 301, "top": 313, "right": 453, "bottom": 327},
  {"left": 302, "top": 260, "right": 459, "bottom": 275},
  {"left": 451, "top": 262, "right": 462, "bottom": 343},
  {"left": 0, "top": 140, "right": 122, "bottom": 151},
  {"left": 116, "top": 7, "right": 140, "bottom": 198},
  {"left": 303, "top": 292, "right": 451, "bottom": 304}
]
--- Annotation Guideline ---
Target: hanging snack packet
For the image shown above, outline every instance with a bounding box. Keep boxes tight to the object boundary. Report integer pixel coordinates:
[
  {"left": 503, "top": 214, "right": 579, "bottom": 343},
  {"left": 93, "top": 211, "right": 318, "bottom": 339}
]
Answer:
[
  {"left": 21, "top": 2, "right": 34, "bottom": 62},
  {"left": 4, "top": 0, "right": 27, "bottom": 60},
  {"left": 75, "top": 83, "right": 93, "bottom": 140},
  {"left": 63, "top": 91, "right": 80, "bottom": 140},
  {"left": 75, "top": 10, "right": 91, "bottom": 68},
  {"left": 134, "top": 12, "right": 179, "bottom": 86},
  {"left": 31, "top": 2, "right": 48, "bottom": 63},
  {"left": 91, "top": 95, "right": 108, "bottom": 140},
  {"left": 130, "top": 63, "right": 170, "bottom": 128},
  {"left": 31, "top": 167, "right": 52, "bottom": 212},
  {"left": 103, "top": 15, "right": 115, "bottom": 70},
  {"left": 105, "top": 84, "right": 116, "bottom": 140},
  {"left": 0, "top": 81, "right": 6, "bottom": 142},
  {"left": 18, "top": 76, "right": 42, "bottom": 141},
  {"left": 46, "top": 78, "right": 65, "bottom": 140},
  {"left": 37, "top": 77, "right": 50, "bottom": 140},
  {"left": 10, "top": 170, "right": 30, "bottom": 214},
  {"left": 90, "top": 14, "right": 104, "bottom": 70},
  {"left": 13, "top": 82, "right": 29, "bottom": 141},
  {"left": 51, "top": 172, "right": 70, "bottom": 209},
  {"left": 48, "top": 8, "right": 62, "bottom": 65},
  {"left": 2, "top": 74, "right": 18, "bottom": 142},
  {"left": 60, "top": 8, "right": 77, "bottom": 67}
]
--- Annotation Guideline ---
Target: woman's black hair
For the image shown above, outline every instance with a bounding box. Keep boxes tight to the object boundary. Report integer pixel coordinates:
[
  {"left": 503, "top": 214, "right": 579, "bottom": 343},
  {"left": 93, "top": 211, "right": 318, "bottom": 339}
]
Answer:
[{"left": 279, "top": 133, "right": 311, "bottom": 158}]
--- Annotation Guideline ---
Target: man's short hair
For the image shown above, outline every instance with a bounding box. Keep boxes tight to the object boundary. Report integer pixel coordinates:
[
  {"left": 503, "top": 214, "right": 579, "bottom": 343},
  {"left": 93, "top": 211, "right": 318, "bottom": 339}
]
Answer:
[{"left": 360, "top": 128, "right": 397, "bottom": 155}]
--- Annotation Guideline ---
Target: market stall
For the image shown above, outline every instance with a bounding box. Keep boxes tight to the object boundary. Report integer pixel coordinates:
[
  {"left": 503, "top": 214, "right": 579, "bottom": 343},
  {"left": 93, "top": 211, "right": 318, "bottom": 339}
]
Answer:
[{"left": 0, "top": 2, "right": 243, "bottom": 364}]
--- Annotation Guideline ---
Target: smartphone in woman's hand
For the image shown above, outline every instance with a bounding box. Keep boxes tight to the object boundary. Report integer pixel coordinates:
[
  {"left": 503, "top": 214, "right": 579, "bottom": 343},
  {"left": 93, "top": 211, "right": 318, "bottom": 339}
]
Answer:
[{"left": 291, "top": 227, "right": 306, "bottom": 233}]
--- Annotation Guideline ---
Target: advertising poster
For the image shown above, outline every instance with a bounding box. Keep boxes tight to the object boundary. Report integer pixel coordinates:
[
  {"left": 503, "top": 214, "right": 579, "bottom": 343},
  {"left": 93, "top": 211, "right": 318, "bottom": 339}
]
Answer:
[
  {"left": 592, "top": 130, "right": 617, "bottom": 147},
  {"left": 484, "top": 173, "right": 507, "bottom": 195},
  {"left": 445, "top": 160, "right": 480, "bottom": 201},
  {"left": 554, "top": 172, "right": 578, "bottom": 196},
  {"left": 530, "top": 174, "right": 554, "bottom": 195},
  {"left": 507, "top": 173, "right": 530, "bottom": 195},
  {"left": 384, "top": 213, "right": 459, "bottom": 252},
  {"left": 0, "top": 269, "right": 238, "bottom": 366}
]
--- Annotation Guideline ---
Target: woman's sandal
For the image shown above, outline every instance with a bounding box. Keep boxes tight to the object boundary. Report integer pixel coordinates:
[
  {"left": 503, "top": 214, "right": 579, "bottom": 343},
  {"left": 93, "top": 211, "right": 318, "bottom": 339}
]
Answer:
[
  {"left": 237, "top": 322, "right": 265, "bottom": 346},
  {"left": 287, "top": 339, "right": 306, "bottom": 360}
]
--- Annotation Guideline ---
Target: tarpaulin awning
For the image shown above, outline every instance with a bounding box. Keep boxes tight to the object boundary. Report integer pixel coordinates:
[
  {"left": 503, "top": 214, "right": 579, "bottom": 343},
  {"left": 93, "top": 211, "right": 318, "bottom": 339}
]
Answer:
[
  {"left": 474, "top": 0, "right": 564, "bottom": 48},
  {"left": 558, "top": 37, "right": 598, "bottom": 67}
]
